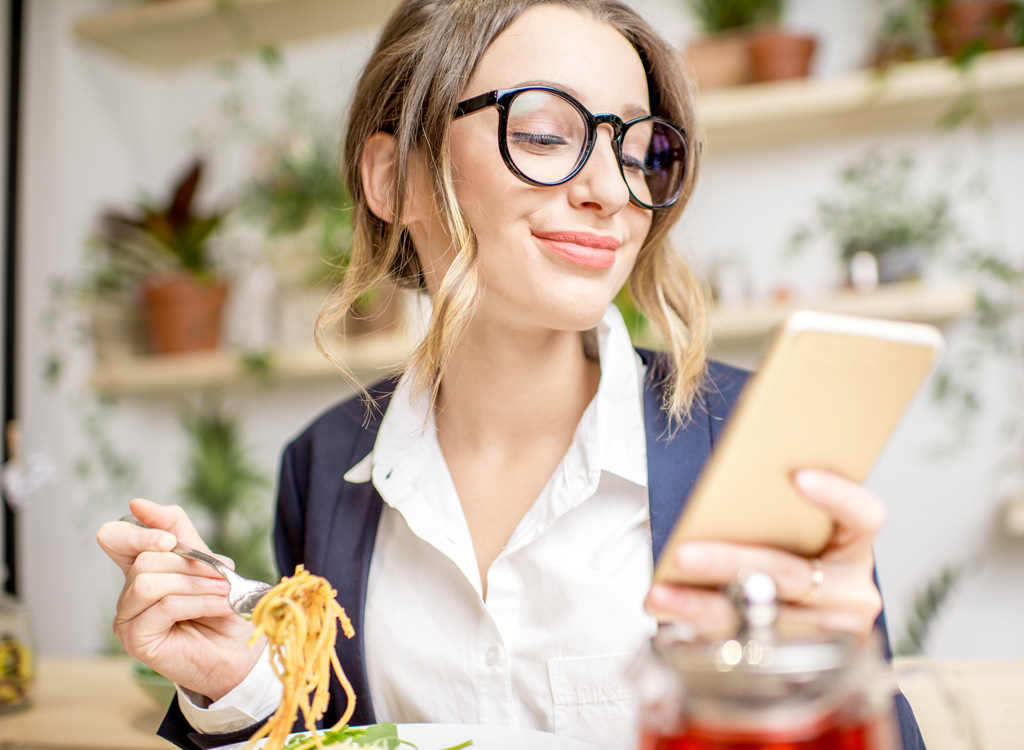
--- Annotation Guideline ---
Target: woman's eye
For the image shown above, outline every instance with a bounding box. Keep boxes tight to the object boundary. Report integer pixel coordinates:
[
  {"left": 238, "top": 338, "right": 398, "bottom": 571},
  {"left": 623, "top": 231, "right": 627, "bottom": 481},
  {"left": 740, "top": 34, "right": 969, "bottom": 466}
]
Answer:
[
  {"left": 511, "top": 131, "right": 567, "bottom": 147},
  {"left": 621, "top": 153, "right": 646, "bottom": 173}
]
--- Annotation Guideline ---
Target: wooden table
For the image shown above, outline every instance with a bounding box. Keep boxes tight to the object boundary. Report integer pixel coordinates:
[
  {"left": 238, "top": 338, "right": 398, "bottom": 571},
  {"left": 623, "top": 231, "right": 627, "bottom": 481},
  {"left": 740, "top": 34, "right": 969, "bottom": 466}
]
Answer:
[
  {"left": 0, "top": 655, "right": 1020, "bottom": 749},
  {"left": 0, "top": 656, "right": 169, "bottom": 749},
  {"left": 896, "top": 658, "right": 1024, "bottom": 750}
]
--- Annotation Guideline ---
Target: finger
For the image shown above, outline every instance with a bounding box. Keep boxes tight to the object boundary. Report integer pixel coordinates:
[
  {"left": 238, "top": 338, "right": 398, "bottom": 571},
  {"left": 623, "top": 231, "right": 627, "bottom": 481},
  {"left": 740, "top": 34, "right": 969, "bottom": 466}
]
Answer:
[
  {"left": 778, "top": 601, "right": 880, "bottom": 639},
  {"left": 668, "top": 541, "right": 833, "bottom": 606},
  {"left": 97, "top": 519, "right": 177, "bottom": 575},
  {"left": 129, "top": 498, "right": 213, "bottom": 553},
  {"left": 118, "top": 571, "right": 230, "bottom": 621},
  {"left": 645, "top": 583, "right": 737, "bottom": 634},
  {"left": 793, "top": 470, "right": 886, "bottom": 557},
  {"left": 130, "top": 549, "right": 236, "bottom": 583},
  {"left": 116, "top": 594, "right": 239, "bottom": 657}
]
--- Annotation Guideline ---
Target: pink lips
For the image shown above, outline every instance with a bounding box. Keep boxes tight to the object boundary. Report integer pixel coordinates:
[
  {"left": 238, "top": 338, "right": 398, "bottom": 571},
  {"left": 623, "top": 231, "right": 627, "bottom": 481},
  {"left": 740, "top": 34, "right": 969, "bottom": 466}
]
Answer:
[{"left": 533, "top": 231, "right": 621, "bottom": 269}]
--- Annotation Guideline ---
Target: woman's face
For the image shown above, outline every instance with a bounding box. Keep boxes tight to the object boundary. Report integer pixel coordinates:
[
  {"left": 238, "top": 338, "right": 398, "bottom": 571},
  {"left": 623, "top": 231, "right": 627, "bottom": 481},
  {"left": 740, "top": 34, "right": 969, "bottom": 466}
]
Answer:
[{"left": 408, "top": 5, "right": 655, "bottom": 335}]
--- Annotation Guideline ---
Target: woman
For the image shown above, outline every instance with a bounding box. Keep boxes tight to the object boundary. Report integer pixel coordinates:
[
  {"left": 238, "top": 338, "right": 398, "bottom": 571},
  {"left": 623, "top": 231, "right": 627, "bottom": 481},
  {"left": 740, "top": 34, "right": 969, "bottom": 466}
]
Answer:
[{"left": 97, "top": 1, "right": 924, "bottom": 749}]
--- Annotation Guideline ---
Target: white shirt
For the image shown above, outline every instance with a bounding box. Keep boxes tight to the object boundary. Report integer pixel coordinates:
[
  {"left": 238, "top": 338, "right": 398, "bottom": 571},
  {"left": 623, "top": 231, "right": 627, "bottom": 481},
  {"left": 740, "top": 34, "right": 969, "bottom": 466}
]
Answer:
[{"left": 181, "top": 305, "right": 657, "bottom": 750}]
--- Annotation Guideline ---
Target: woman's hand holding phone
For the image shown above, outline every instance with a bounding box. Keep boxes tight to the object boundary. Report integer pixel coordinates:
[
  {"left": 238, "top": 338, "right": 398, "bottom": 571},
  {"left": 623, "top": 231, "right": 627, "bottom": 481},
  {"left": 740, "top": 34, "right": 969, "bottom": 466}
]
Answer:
[
  {"left": 96, "top": 497, "right": 265, "bottom": 702},
  {"left": 645, "top": 311, "right": 942, "bottom": 638},
  {"left": 645, "top": 468, "right": 884, "bottom": 638}
]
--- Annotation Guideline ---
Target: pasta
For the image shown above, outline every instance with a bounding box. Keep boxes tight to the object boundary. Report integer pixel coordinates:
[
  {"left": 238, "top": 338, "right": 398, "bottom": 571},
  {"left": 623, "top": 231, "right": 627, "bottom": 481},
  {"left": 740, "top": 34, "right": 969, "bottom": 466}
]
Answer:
[{"left": 245, "top": 565, "right": 357, "bottom": 750}]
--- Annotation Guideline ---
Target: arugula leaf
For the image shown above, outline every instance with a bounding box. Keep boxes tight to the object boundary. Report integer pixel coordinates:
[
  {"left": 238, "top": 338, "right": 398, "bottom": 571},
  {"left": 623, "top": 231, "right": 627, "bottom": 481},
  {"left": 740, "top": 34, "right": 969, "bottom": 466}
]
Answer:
[
  {"left": 357, "top": 723, "right": 402, "bottom": 748},
  {"left": 275, "top": 724, "right": 470, "bottom": 749}
]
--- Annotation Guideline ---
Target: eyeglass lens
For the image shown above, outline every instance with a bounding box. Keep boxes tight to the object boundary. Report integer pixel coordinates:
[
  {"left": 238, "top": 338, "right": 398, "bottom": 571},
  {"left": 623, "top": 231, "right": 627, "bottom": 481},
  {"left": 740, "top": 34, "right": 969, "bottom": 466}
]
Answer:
[{"left": 505, "top": 89, "right": 685, "bottom": 208}]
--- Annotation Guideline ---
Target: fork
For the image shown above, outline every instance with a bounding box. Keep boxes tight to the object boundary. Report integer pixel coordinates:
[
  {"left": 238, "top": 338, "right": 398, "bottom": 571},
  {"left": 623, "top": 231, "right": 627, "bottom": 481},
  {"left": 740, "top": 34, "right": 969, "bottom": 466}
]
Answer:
[{"left": 120, "top": 515, "right": 273, "bottom": 616}]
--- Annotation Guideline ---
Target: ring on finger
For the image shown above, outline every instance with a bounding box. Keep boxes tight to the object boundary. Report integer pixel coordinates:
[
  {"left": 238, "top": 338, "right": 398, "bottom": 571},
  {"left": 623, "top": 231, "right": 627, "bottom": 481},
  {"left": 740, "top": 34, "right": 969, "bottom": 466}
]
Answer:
[{"left": 795, "top": 557, "right": 825, "bottom": 606}]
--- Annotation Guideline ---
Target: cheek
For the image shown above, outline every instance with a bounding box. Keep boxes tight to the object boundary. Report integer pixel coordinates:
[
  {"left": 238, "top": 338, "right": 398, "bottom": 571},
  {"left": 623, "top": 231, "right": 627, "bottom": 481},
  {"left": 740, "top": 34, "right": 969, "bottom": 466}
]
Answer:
[
  {"left": 451, "top": 159, "right": 522, "bottom": 230},
  {"left": 622, "top": 212, "right": 653, "bottom": 270}
]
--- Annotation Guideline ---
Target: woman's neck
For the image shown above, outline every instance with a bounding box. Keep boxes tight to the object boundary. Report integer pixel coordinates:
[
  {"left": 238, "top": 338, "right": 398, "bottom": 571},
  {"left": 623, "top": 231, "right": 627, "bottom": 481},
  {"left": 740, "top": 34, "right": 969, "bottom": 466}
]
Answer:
[{"left": 434, "top": 320, "right": 600, "bottom": 451}]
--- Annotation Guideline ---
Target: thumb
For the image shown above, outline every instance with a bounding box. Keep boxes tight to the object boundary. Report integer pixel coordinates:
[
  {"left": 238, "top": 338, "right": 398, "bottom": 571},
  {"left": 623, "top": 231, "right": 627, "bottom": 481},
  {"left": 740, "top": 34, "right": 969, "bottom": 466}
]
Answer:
[
  {"left": 128, "top": 497, "right": 212, "bottom": 553},
  {"left": 97, "top": 501, "right": 176, "bottom": 575}
]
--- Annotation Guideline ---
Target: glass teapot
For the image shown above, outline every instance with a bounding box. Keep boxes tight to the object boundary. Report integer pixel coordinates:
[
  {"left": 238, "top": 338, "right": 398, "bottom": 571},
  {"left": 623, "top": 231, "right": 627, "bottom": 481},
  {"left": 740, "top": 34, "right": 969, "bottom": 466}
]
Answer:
[{"left": 634, "top": 570, "right": 903, "bottom": 750}]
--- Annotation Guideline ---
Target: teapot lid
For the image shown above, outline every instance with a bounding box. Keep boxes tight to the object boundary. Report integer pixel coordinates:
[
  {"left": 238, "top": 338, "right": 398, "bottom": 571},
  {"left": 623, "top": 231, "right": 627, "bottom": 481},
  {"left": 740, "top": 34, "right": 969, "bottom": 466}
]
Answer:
[{"left": 652, "top": 570, "right": 857, "bottom": 701}]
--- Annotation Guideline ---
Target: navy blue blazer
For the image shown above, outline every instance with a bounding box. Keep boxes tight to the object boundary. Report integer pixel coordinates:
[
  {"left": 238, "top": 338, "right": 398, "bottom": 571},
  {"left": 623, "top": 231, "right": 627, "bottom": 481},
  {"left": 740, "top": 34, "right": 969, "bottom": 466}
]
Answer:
[{"left": 158, "top": 352, "right": 925, "bottom": 749}]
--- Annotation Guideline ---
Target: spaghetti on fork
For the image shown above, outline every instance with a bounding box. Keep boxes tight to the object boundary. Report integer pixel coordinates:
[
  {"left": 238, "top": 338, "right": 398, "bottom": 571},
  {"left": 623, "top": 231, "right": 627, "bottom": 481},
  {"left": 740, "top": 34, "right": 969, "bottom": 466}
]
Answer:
[{"left": 244, "top": 565, "right": 356, "bottom": 750}]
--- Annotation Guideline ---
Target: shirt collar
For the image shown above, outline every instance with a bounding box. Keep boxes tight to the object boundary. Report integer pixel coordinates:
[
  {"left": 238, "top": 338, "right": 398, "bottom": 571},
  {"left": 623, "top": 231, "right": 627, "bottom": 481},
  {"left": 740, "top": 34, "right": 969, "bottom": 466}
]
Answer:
[
  {"left": 593, "top": 303, "right": 648, "bottom": 487},
  {"left": 343, "top": 303, "right": 649, "bottom": 493}
]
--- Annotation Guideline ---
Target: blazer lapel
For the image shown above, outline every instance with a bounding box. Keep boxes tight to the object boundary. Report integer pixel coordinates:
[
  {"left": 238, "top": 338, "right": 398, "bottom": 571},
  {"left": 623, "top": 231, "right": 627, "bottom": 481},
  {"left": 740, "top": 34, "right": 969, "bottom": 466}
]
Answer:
[
  {"left": 320, "top": 385, "right": 395, "bottom": 727},
  {"left": 642, "top": 379, "right": 712, "bottom": 562},
  {"left": 639, "top": 354, "right": 750, "bottom": 562}
]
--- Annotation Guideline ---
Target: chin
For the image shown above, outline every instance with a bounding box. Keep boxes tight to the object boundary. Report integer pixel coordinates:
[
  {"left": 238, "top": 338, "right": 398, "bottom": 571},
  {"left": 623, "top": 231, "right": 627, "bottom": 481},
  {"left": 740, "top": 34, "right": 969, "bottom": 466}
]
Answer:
[{"left": 542, "top": 299, "right": 611, "bottom": 333}]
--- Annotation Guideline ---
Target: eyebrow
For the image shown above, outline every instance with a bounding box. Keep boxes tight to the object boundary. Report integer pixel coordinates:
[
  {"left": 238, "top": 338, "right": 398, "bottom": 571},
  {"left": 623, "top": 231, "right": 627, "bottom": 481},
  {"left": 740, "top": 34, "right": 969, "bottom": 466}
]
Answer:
[{"left": 510, "top": 79, "right": 651, "bottom": 120}]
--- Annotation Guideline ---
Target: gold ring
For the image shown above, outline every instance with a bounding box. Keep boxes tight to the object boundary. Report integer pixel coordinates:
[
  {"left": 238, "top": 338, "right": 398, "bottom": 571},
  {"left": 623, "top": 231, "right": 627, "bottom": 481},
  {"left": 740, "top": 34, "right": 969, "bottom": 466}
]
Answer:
[{"left": 796, "top": 557, "right": 824, "bottom": 606}]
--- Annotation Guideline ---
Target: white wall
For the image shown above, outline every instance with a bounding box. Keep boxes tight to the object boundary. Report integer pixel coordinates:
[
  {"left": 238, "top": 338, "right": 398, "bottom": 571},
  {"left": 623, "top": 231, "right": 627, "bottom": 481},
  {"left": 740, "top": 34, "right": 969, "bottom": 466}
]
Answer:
[{"left": 16, "top": 0, "right": 1024, "bottom": 658}]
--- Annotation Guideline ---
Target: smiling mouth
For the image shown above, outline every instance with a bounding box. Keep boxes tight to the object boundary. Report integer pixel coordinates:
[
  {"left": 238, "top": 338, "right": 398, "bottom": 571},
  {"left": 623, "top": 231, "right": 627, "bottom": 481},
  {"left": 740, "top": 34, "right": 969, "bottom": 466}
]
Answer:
[{"left": 533, "top": 231, "right": 620, "bottom": 269}]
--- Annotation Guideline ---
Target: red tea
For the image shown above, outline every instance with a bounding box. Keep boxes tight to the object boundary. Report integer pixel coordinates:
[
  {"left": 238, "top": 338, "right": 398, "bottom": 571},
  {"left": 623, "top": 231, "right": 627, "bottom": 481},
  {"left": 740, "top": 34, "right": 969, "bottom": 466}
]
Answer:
[{"left": 640, "top": 712, "right": 892, "bottom": 750}]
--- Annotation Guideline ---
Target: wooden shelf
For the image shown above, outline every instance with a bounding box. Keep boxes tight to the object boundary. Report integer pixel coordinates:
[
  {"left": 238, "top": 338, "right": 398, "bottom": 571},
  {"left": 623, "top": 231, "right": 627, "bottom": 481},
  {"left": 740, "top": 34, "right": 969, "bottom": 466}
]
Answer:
[
  {"left": 72, "top": 0, "right": 400, "bottom": 70},
  {"left": 89, "top": 331, "right": 415, "bottom": 396},
  {"left": 90, "top": 282, "right": 973, "bottom": 395},
  {"left": 698, "top": 47, "right": 1024, "bottom": 154},
  {"left": 708, "top": 280, "right": 976, "bottom": 345},
  {"left": 72, "top": 4, "right": 1024, "bottom": 151}
]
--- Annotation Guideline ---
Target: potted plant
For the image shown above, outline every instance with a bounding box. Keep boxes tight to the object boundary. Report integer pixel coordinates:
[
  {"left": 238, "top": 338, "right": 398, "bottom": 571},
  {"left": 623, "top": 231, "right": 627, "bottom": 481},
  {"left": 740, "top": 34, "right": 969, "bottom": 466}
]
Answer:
[
  {"left": 744, "top": 0, "right": 820, "bottom": 82},
  {"left": 238, "top": 121, "right": 402, "bottom": 344},
  {"left": 926, "top": 0, "right": 1018, "bottom": 59},
  {"left": 869, "top": 1, "right": 936, "bottom": 69},
  {"left": 99, "top": 159, "right": 230, "bottom": 354},
  {"left": 788, "top": 150, "right": 961, "bottom": 292},
  {"left": 178, "top": 404, "right": 274, "bottom": 583},
  {"left": 128, "top": 404, "right": 274, "bottom": 707},
  {"left": 682, "top": 0, "right": 773, "bottom": 89}
]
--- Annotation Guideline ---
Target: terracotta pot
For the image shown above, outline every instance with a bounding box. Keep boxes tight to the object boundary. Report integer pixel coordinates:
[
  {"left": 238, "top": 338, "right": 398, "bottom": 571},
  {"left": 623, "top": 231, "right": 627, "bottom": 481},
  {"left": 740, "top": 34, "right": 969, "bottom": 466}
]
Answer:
[
  {"left": 931, "top": 1, "right": 1014, "bottom": 57},
  {"left": 683, "top": 32, "right": 751, "bottom": 90},
  {"left": 748, "top": 29, "right": 818, "bottom": 83},
  {"left": 142, "top": 275, "right": 228, "bottom": 354}
]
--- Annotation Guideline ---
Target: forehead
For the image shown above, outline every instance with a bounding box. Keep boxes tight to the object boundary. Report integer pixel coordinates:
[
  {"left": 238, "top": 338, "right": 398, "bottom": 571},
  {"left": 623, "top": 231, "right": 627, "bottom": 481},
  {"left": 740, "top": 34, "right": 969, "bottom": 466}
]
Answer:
[{"left": 465, "top": 4, "right": 651, "bottom": 116}]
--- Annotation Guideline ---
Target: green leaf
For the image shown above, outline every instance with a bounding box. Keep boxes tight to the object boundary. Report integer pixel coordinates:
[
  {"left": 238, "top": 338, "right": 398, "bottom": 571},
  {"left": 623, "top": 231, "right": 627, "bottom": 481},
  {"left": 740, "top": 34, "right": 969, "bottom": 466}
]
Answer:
[
  {"left": 893, "top": 562, "right": 973, "bottom": 657},
  {"left": 257, "top": 43, "right": 285, "bottom": 71},
  {"left": 686, "top": 0, "right": 781, "bottom": 33},
  {"left": 277, "top": 725, "right": 469, "bottom": 749},
  {"left": 238, "top": 349, "right": 277, "bottom": 388},
  {"left": 177, "top": 404, "right": 274, "bottom": 581},
  {"left": 357, "top": 723, "right": 401, "bottom": 748},
  {"left": 42, "top": 355, "right": 62, "bottom": 386}
]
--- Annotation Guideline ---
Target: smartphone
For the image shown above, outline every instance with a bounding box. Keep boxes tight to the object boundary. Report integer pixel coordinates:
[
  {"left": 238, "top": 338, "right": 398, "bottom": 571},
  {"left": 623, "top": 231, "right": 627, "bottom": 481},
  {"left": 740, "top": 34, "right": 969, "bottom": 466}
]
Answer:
[{"left": 652, "top": 309, "right": 945, "bottom": 586}]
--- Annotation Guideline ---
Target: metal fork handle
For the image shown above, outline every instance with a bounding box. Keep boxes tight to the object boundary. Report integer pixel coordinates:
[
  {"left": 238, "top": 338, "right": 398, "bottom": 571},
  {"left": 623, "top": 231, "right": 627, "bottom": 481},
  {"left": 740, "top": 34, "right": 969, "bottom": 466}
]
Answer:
[
  {"left": 172, "top": 546, "right": 243, "bottom": 584},
  {"left": 119, "top": 514, "right": 241, "bottom": 585}
]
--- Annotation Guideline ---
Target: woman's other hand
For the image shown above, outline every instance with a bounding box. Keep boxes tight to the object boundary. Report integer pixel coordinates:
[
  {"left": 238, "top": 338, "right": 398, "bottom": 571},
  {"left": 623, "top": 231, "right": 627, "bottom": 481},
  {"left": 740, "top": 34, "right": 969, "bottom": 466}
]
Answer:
[
  {"left": 645, "top": 469, "right": 884, "bottom": 637},
  {"left": 96, "top": 497, "right": 265, "bottom": 702}
]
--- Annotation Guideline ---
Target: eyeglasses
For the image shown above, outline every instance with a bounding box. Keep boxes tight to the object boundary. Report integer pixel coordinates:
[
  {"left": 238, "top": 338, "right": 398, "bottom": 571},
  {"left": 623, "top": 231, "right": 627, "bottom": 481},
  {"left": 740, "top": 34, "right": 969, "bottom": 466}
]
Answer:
[{"left": 453, "top": 86, "right": 687, "bottom": 210}]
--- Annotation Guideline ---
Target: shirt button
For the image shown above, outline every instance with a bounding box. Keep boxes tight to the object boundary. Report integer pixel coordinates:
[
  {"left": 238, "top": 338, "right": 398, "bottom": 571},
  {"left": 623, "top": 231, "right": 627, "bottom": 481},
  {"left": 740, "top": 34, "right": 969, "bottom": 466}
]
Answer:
[{"left": 485, "top": 647, "right": 499, "bottom": 666}]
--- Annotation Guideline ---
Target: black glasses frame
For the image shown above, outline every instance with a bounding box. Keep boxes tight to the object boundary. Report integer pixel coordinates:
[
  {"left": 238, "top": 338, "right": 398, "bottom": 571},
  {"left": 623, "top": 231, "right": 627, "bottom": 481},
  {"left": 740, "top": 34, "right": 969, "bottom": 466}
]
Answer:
[{"left": 453, "top": 86, "right": 687, "bottom": 210}]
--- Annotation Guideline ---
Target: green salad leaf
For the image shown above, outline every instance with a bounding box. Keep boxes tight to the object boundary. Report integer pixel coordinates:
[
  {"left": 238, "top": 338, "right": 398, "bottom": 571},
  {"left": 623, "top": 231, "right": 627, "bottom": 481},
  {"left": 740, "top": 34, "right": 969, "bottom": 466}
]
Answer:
[{"left": 280, "top": 724, "right": 471, "bottom": 750}]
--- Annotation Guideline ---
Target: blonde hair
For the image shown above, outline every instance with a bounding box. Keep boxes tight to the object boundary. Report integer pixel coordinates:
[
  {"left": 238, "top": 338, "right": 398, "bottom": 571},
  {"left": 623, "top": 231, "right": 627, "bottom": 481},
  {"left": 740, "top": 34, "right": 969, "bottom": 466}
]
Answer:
[{"left": 316, "top": 0, "right": 710, "bottom": 422}]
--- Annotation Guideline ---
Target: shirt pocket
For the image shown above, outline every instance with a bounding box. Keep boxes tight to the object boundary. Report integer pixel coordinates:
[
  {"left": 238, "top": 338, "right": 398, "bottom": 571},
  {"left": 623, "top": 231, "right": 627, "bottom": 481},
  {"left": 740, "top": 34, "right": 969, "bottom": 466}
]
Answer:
[{"left": 547, "top": 651, "right": 640, "bottom": 750}]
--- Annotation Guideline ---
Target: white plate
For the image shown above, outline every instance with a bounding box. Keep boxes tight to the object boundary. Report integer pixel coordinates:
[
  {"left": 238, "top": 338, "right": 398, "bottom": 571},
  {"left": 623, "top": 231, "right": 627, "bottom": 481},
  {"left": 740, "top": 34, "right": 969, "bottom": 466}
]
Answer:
[{"left": 221, "top": 723, "right": 598, "bottom": 750}]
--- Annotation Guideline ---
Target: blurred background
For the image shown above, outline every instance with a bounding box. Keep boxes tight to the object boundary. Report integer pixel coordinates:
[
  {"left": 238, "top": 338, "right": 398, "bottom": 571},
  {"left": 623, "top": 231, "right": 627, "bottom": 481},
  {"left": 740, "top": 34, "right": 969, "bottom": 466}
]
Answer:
[{"left": 0, "top": 0, "right": 1021, "bottom": 676}]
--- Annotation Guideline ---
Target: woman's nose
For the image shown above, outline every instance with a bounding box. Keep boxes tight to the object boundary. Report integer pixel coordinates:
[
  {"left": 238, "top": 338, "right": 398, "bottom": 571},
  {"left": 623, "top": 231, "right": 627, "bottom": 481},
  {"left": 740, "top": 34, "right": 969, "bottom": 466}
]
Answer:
[{"left": 566, "top": 125, "right": 631, "bottom": 214}]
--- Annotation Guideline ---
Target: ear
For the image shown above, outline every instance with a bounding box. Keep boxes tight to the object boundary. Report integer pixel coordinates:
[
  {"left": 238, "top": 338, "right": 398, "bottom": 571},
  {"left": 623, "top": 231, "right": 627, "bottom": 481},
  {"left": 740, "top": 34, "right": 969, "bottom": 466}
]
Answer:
[{"left": 360, "top": 132, "right": 399, "bottom": 223}]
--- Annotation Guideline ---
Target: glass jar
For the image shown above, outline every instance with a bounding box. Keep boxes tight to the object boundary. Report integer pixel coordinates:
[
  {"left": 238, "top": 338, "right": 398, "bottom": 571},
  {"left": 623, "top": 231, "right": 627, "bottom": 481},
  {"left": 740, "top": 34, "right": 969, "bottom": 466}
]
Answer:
[
  {"left": 0, "top": 590, "right": 33, "bottom": 714},
  {"left": 635, "top": 571, "right": 901, "bottom": 750}
]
